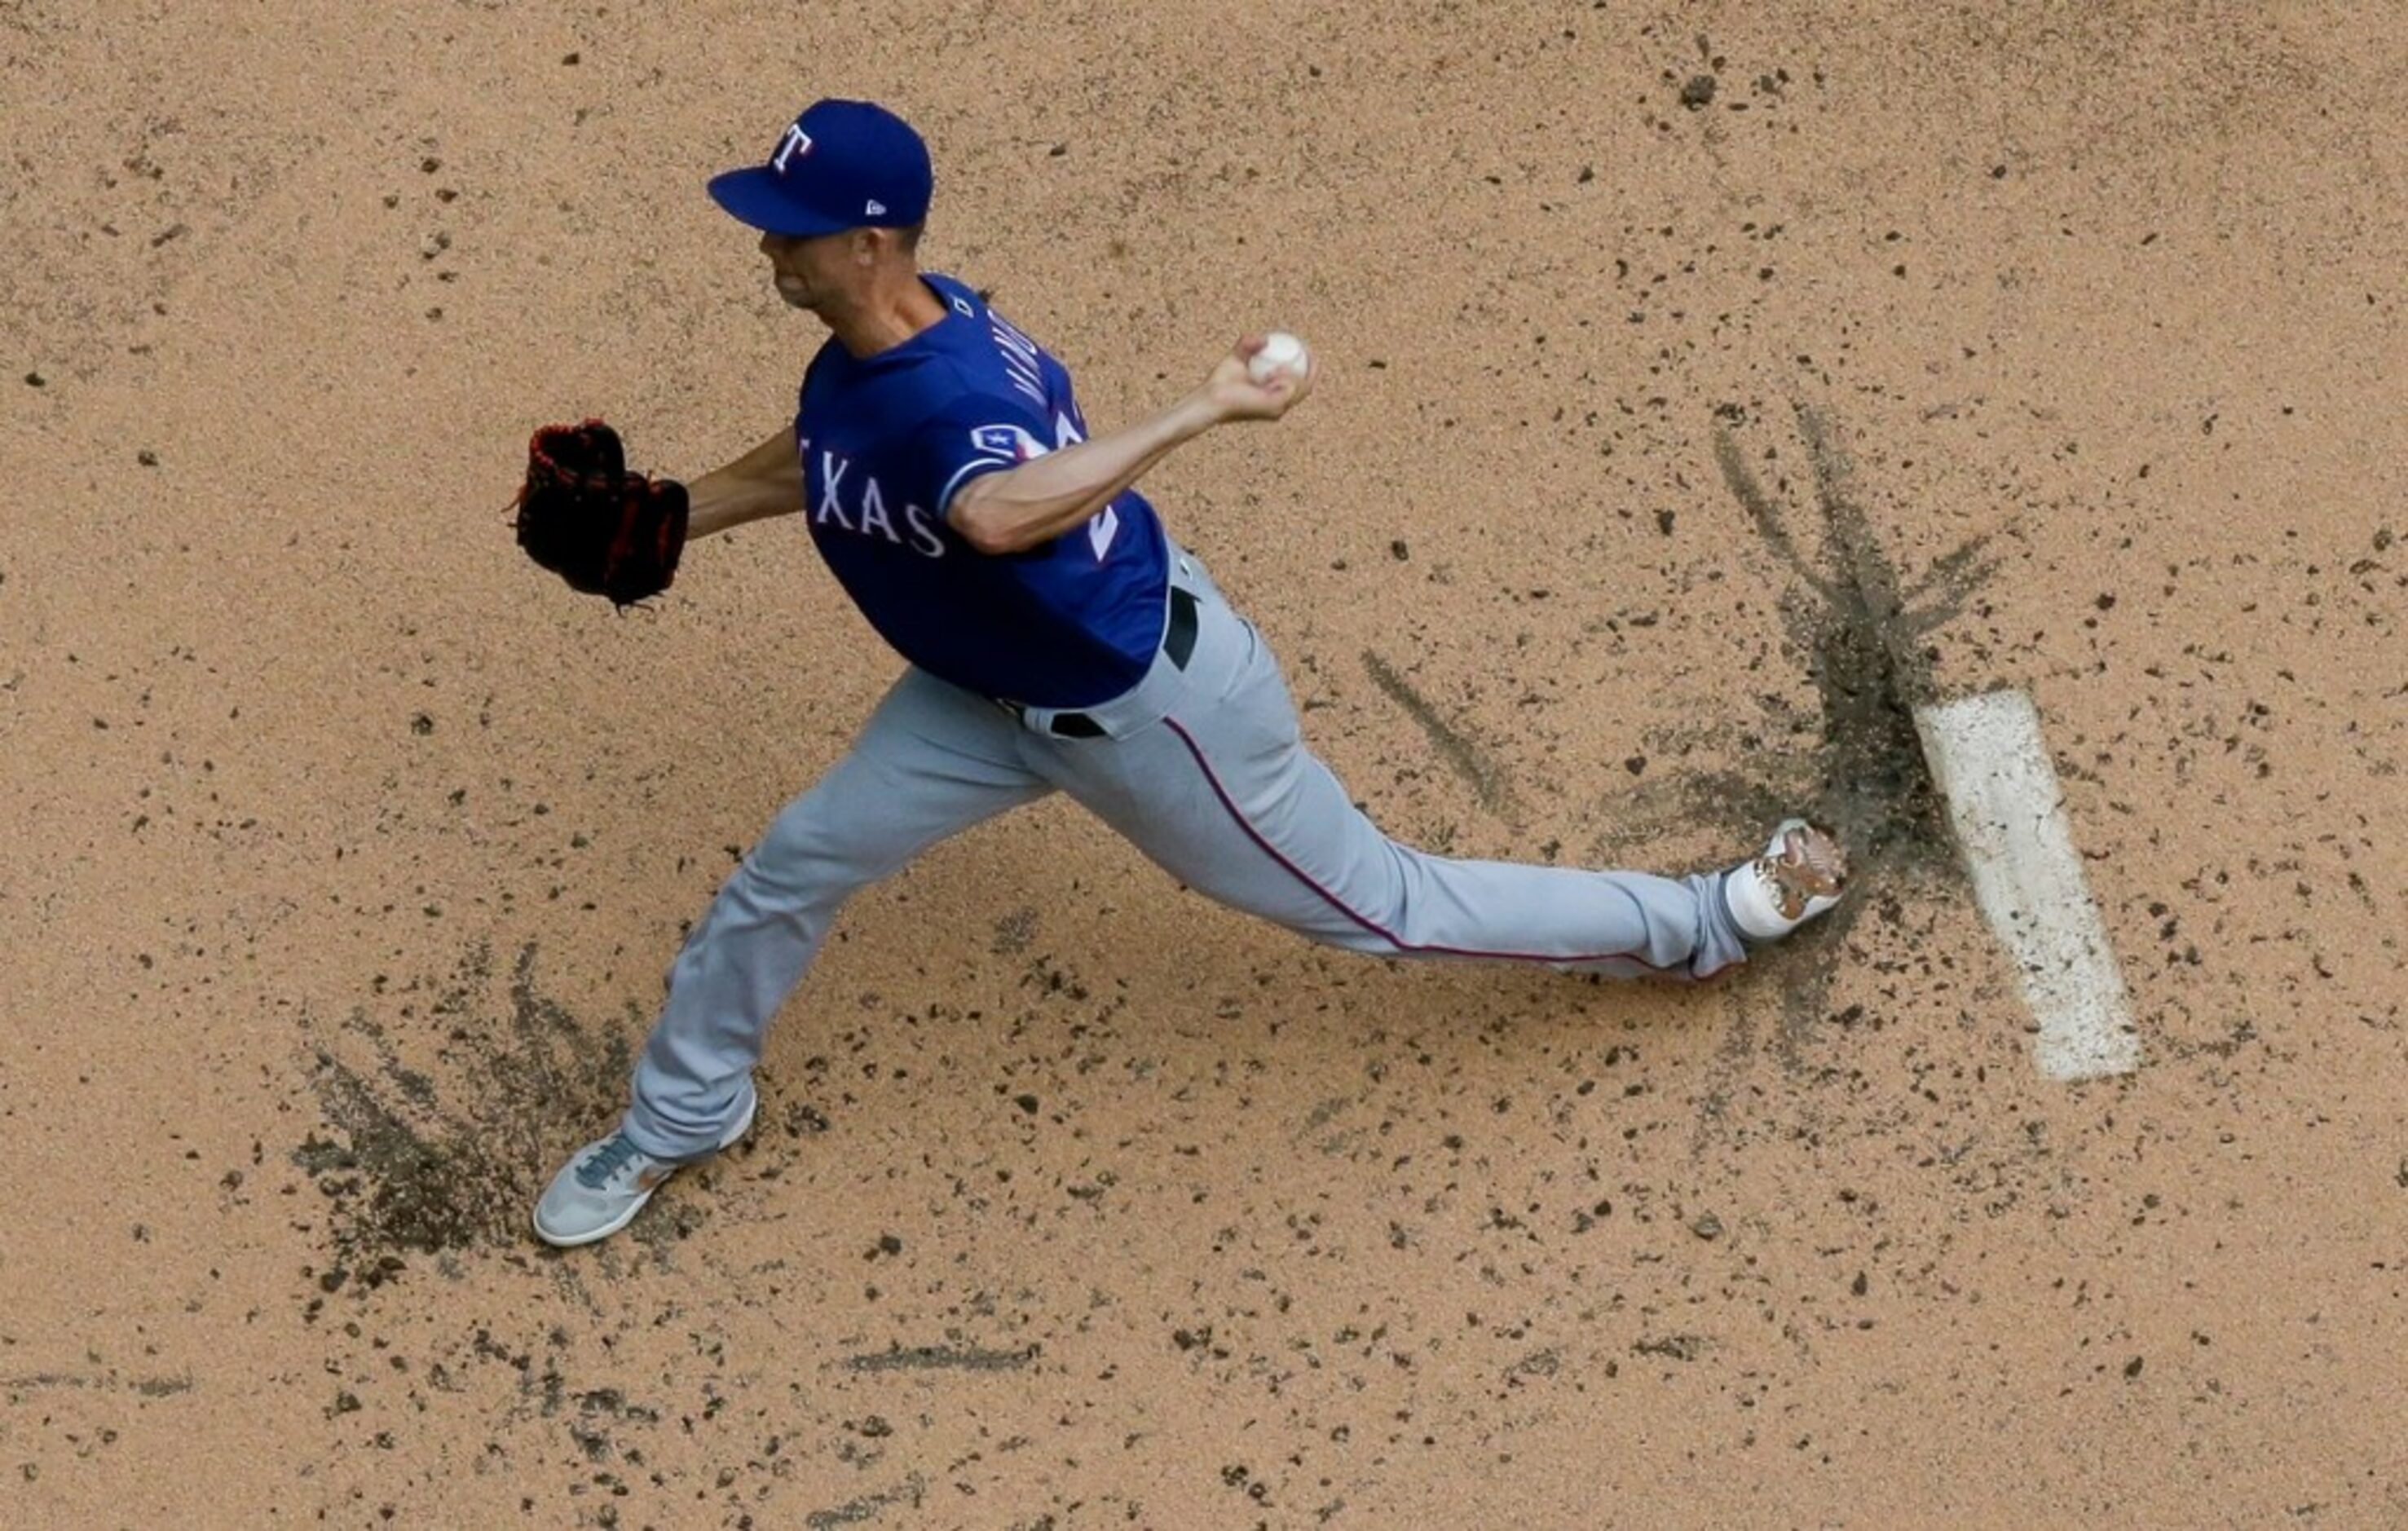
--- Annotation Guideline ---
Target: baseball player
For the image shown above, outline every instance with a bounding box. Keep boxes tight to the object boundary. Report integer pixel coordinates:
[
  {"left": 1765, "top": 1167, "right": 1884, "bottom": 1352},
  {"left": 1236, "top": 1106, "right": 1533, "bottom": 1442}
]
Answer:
[{"left": 529, "top": 99, "right": 1848, "bottom": 1247}]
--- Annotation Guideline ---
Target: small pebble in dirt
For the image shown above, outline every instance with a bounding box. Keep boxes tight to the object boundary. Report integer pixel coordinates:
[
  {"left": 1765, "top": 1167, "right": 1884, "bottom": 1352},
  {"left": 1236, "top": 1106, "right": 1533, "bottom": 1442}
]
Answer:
[
  {"left": 1391, "top": 539, "right": 1409, "bottom": 561},
  {"left": 1656, "top": 509, "right": 1677, "bottom": 536},
  {"left": 1691, "top": 1213, "right": 1723, "bottom": 1240},
  {"left": 1680, "top": 75, "right": 1718, "bottom": 108},
  {"left": 138, "top": 449, "right": 159, "bottom": 466},
  {"left": 24, "top": 373, "right": 44, "bottom": 387}
]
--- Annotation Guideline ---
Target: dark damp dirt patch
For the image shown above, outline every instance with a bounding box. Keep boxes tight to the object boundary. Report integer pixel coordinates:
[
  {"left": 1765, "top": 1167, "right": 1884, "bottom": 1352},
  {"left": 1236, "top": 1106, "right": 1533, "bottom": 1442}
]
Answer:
[
  {"left": 295, "top": 940, "right": 641, "bottom": 1285},
  {"left": 1712, "top": 402, "right": 1988, "bottom": 879},
  {"left": 1583, "top": 404, "right": 1985, "bottom": 886},
  {"left": 1700, "top": 401, "right": 2000, "bottom": 1077}
]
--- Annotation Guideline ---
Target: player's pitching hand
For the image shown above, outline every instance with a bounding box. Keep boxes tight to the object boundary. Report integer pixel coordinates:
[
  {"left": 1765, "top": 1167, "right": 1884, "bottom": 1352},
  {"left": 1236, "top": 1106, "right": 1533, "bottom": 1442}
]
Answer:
[{"left": 1203, "top": 333, "right": 1315, "bottom": 423}]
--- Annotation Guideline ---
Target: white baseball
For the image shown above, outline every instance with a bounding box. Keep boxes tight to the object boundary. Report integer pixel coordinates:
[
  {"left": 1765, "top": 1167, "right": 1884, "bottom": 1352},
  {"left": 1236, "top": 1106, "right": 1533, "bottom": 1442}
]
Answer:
[{"left": 1248, "top": 331, "right": 1310, "bottom": 385}]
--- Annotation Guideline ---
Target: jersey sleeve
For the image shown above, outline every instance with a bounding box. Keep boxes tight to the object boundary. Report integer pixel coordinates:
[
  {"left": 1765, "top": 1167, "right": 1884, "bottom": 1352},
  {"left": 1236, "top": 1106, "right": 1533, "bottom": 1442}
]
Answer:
[{"left": 911, "top": 388, "right": 1060, "bottom": 518}]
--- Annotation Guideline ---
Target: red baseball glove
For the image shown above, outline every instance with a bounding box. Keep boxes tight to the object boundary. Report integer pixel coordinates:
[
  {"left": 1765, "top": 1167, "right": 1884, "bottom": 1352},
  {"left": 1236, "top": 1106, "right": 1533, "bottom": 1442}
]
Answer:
[{"left": 512, "top": 419, "right": 690, "bottom": 607}]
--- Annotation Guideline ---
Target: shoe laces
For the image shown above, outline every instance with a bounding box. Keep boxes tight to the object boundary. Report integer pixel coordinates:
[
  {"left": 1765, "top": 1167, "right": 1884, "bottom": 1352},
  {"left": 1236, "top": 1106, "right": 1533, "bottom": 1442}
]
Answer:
[
  {"left": 574, "top": 1133, "right": 647, "bottom": 1191},
  {"left": 1762, "top": 826, "right": 1846, "bottom": 917}
]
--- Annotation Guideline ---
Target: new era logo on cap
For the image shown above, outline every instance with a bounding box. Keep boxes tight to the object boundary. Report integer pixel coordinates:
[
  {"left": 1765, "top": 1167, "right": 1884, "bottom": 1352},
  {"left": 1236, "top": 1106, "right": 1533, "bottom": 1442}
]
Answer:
[{"left": 708, "top": 99, "right": 933, "bottom": 238}]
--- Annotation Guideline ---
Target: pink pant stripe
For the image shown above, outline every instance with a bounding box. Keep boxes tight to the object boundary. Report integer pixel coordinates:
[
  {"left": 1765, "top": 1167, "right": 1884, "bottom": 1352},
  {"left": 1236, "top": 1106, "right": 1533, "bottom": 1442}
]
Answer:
[{"left": 1161, "top": 717, "right": 1675, "bottom": 972}]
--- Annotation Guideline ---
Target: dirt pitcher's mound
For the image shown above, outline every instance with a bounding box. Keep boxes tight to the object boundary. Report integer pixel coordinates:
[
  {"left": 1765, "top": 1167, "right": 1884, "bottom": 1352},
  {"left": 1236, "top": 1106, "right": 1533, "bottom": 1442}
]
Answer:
[{"left": 6, "top": 2, "right": 2405, "bottom": 1524}]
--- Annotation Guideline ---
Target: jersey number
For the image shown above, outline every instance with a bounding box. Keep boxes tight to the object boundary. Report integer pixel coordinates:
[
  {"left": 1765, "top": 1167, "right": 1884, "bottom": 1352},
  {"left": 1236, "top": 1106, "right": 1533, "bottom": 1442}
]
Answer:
[{"left": 1054, "top": 412, "right": 1119, "bottom": 562}]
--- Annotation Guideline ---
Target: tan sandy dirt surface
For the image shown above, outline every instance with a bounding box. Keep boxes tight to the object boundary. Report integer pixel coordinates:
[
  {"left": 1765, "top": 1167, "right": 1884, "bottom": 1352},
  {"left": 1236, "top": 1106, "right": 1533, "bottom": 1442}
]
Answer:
[{"left": 6, "top": 1, "right": 2405, "bottom": 1524}]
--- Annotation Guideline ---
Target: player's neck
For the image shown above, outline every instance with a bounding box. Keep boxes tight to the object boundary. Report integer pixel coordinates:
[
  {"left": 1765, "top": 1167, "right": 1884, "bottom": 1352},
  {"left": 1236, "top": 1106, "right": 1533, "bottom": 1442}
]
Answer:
[{"left": 824, "top": 269, "right": 948, "bottom": 360}]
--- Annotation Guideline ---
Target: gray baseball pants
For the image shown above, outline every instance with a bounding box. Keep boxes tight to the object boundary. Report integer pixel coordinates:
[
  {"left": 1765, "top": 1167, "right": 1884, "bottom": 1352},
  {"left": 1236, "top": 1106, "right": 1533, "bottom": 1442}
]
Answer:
[{"left": 623, "top": 547, "right": 1749, "bottom": 1159}]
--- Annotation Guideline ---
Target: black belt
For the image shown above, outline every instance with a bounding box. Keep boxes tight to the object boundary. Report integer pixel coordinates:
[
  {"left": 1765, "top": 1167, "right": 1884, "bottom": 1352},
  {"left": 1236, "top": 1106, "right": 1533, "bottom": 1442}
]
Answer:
[{"left": 1000, "top": 585, "right": 1198, "bottom": 739}]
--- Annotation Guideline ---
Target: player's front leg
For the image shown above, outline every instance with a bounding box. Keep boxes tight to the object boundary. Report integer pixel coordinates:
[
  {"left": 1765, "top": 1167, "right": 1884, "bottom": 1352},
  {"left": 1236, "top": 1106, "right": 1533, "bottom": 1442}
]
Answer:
[{"left": 532, "top": 669, "right": 1053, "bottom": 1247}]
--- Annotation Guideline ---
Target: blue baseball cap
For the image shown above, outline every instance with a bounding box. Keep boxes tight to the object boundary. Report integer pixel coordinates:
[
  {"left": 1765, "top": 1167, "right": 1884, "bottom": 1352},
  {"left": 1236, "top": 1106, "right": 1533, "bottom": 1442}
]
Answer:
[{"left": 708, "top": 99, "right": 933, "bottom": 237}]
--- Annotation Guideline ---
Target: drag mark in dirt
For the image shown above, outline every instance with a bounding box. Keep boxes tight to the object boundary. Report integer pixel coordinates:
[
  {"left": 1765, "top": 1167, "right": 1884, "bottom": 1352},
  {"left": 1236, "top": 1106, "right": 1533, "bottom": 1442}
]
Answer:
[
  {"left": 2, "top": 1372, "right": 193, "bottom": 1398},
  {"left": 1361, "top": 650, "right": 1520, "bottom": 818},
  {"left": 806, "top": 1473, "right": 928, "bottom": 1529},
  {"left": 841, "top": 1343, "right": 1041, "bottom": 1374}
]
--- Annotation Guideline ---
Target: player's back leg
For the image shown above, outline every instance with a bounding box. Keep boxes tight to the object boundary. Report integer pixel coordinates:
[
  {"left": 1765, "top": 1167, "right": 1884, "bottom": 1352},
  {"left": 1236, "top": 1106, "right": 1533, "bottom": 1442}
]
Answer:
[{"left": 1030, "top": 582, "right": 1836, "bottom": 980}]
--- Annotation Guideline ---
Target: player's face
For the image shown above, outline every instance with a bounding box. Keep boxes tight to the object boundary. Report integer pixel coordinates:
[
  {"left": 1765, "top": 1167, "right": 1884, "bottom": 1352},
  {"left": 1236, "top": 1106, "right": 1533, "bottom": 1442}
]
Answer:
[{"left": 759, "top": 230, "right": 852, "bottom": 313}]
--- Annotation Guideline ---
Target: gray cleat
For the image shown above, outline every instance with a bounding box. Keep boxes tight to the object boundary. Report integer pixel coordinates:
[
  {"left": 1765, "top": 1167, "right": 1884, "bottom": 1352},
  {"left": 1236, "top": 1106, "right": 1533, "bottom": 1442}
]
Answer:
[{"left": 532, "top": 1084, "right": 757, "bottom": 1248}]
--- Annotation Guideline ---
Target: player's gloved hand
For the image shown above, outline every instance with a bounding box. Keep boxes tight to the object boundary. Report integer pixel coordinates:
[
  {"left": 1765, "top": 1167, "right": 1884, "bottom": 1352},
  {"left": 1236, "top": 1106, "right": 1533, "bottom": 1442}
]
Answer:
[
  {"left": 1202, "top": 333, "right": 1315, "bottom": 424},
  {"left": 512, "top": 418, "right": 690, "bottom": 607}
]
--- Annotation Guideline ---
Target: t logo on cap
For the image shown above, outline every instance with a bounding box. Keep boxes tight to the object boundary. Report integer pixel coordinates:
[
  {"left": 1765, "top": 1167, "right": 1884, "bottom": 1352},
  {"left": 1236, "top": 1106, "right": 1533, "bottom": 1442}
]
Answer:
[
  {"left": 772, "top": 125, "right": 814, "bottom": 174},
  {"left": 708, "top": 99, "right": 933, "bottom": 237}
]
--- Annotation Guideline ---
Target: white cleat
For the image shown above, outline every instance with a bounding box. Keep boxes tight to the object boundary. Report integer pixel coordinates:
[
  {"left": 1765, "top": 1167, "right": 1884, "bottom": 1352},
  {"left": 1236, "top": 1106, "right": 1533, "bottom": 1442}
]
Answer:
[{"left": 1724, "top": 818, "right": 1850, "bottom": 942}]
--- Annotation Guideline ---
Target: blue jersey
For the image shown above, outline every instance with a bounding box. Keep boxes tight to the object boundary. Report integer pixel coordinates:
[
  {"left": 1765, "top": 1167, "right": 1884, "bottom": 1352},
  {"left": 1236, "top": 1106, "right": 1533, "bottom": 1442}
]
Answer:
[{"left": 792, "top": 273, "right": 1171, "bottom": 708}]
